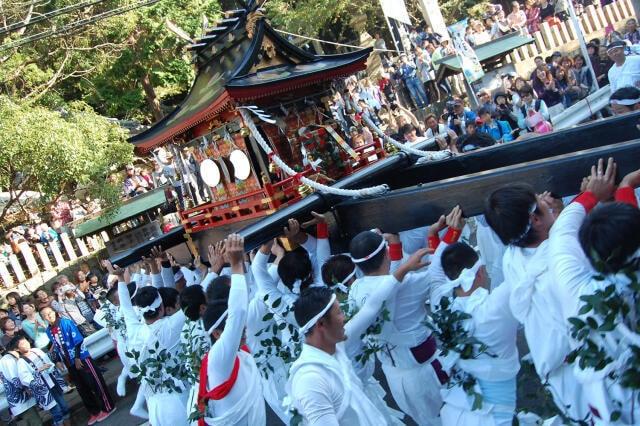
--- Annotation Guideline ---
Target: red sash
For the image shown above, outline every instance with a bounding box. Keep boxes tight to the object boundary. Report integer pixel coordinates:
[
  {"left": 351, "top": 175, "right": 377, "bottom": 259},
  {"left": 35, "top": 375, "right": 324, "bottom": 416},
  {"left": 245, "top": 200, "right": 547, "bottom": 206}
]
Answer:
[{"left": 197, "top": 345, "right": 250, "bottom": 426}]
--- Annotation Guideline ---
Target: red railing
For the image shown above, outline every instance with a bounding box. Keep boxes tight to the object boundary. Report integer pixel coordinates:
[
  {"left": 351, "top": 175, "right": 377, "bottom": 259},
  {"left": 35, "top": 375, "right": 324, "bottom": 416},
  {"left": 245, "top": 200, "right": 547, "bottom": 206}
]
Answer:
[{"left": 179, "top": 169, "right": 314, "bottom": 233}]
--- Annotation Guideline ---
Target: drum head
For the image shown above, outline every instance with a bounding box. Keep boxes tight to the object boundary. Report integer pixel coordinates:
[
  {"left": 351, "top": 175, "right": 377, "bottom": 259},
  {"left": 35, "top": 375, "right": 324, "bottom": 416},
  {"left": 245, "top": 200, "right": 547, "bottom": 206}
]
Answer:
[
  {"left": 200, "top": 159, "right": 221, "bottom": 187},
  {"left": 229, "top": 149, "right": 251, "bottom": 180}
]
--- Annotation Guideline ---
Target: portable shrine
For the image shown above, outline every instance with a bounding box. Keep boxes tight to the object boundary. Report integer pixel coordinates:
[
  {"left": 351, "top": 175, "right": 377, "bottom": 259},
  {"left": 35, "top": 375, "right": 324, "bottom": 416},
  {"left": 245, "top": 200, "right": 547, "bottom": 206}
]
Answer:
[{"left": 129, "top": 0, "right": 386, "bottom": 248}]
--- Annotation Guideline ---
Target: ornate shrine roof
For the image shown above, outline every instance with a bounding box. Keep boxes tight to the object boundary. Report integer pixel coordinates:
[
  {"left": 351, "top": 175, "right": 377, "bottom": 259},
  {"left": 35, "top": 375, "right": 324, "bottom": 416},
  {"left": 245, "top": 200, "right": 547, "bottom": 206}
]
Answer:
[{"left": 130, "top": 1, "right": 371, "bottom": 152}]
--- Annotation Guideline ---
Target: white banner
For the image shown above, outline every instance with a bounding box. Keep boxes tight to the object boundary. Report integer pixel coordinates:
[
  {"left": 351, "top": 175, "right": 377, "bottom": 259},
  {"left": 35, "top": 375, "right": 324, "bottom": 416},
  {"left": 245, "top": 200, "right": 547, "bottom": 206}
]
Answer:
[{"left": 380, "top": 0, "right": 412, "bottom": 25}]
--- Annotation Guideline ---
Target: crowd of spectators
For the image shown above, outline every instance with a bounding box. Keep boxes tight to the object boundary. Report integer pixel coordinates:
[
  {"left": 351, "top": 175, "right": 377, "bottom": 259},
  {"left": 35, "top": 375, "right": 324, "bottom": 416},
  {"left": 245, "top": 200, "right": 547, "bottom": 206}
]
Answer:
[{"left": 331, "top": 5, "right": 640, "bottom": 157}]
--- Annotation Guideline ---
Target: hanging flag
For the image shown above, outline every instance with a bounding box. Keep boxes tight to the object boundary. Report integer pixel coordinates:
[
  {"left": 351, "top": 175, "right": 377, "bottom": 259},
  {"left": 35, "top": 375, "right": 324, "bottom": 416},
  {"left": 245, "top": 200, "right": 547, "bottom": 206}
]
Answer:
[
  {"left": 447, "top": 19, "right": 485, "bottom": 83},
  {"left": 379, "top": 0, "right": 411, "bottom": 25}
]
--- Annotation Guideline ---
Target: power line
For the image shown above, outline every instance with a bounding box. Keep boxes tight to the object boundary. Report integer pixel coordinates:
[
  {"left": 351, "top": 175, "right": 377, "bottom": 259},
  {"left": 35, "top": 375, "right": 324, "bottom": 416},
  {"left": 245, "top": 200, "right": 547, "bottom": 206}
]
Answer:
[
  {"left": 0, "top": 0, "right": 108, "bottom": 36},
  {"left": 0, "top": 0, "right": 159, "bottom": 51}
]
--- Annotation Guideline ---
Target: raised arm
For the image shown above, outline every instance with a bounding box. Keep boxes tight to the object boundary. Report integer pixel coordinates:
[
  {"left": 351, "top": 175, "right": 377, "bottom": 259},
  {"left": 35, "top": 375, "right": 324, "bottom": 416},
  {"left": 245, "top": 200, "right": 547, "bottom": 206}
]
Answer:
[{"left": 208, "top": 235, "right": 249, "bottom": 385}]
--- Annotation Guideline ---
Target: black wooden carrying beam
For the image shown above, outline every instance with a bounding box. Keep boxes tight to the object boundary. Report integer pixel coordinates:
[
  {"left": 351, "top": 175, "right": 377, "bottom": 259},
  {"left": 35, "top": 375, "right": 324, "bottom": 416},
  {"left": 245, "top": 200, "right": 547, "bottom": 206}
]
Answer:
[
  {"left": 334, "top": 139, "right": 640, "bottom": 236},
  {"left": 375, "top": 113, "right": 640, "bottom": 190}
]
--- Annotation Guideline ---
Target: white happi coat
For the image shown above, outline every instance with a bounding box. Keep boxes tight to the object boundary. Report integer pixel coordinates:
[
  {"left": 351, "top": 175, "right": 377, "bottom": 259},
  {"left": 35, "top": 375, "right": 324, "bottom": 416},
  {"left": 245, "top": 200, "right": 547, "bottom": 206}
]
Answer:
[
  {"left": 549, "top": 198, "right": 639, "bottom": 424},
  {"left": 502, "top": 239, "right": 588, "bottom": 421},
  {"left": 0, "top": 354, "right": 37, "bottom": 416},
  {"left": 202, "top": 274, "right": 265, "bottom": 426},
  {"left": 349, "top": 263, "right": 443, "bottom": 426},
  {"left": 117, "top": 281, "right": 189, "bottom": 426}
]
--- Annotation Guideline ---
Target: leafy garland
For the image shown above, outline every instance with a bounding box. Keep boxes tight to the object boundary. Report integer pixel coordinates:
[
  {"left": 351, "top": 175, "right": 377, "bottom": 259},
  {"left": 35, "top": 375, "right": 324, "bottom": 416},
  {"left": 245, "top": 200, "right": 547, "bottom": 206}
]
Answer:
[
  {"left": 253, "top": 295, "right": 303, "bottom": 379},
  {"left": 566, "top": 257, "right": 640, "bottom": 424},
  {"left": 339, "top": 299, "right": 392, "bottom": 367},
  {"left": 99, "top": 299, "right": 126, "bottom": 340},
  {"left": 425, "top": 296, "right": 493, "bottom": 411},
  {"left": 178, "top": 319, "right": 211, "bottom": 385},
  {"left": 126, "top": 340, "right": 186, "bottom": 394}
]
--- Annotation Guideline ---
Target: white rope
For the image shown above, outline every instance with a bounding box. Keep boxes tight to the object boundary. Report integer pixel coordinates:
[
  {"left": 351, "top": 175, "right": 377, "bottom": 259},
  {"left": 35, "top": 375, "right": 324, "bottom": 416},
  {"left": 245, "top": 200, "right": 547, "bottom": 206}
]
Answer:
[
  {"left": 361, "top": 115, "right": 454, "bottom": 161},
  {"left": 273, "top": 28, "right": 396, "bottom": 53},
  {"left": 239, "top": 109, "right": 389, "bottom": 198}
]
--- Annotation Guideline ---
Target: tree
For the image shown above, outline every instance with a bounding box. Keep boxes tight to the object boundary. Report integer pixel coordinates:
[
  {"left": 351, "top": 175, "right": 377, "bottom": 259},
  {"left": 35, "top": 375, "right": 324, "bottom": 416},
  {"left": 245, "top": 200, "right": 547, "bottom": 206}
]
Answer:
[{"left": 0, "top": 97, "right": 133, "bottom": 227}]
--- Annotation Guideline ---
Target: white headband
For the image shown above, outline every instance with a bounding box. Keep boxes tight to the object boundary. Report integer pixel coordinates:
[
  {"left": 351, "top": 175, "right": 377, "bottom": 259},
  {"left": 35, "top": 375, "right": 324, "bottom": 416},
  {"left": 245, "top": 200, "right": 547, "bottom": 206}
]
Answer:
[
  {"left": 333, "top": 268, "right": 357, "bottom": 293},
  {"left": 130, "top": 284, "right": 138, "bottom": 301},
  {"left": 446, "top": 259, "right": 484, "bottom": 293},
  {"left": 207, "top": 310, "right": 229, "bottom": 335},
  {"left": 292, "top": 279, "right": 302, "bottom": 295},
  {"left": 138, "top": 294, "right": 162, "bottom": 314},
  {"left": 611, "top": 98, "right": 640, "bottom": 106},
  {"left": 174, "top": 271, "right": 184, "bottom": 282},
  {"left": 510, "top": 202, "right": 537, "bottom": 244},
  {"left": 299, "top": 293, "right": 336, "bottom": 335},
  {"left": 352, "top": 239, "right": 387, "bottom": 263}
]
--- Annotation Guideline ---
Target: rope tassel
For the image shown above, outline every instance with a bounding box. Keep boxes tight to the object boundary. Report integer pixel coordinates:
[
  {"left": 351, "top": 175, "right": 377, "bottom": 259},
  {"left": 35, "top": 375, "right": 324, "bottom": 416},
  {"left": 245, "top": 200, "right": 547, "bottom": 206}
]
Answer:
[{"left": 239, "top": 109, "right": 389, "bottom": 198}]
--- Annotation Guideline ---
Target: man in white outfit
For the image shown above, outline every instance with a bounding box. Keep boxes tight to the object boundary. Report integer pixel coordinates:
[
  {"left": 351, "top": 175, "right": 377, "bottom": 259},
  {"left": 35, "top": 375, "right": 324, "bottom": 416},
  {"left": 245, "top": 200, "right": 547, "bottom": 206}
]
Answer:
[
  {"left": 484, "top": 183, "right": 589, "bottom": 422},
  {"left": 348, "top": 231, "right": 447, "bottom": 425},
  {"left": 197, "top": 234, "right": 266, "bottom": 425}
]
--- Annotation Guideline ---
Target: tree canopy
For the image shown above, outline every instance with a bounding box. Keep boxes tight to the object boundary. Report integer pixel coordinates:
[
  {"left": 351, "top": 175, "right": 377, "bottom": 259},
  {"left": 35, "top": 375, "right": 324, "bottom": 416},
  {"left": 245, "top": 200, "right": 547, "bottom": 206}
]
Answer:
[{"left": 0, "top": 97, "right": 133, "bottom": 226}]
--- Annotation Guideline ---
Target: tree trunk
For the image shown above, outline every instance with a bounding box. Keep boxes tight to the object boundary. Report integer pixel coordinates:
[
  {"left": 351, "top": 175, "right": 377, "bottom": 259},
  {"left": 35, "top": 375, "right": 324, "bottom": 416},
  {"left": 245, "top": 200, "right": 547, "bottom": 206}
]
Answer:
[{"left": 141, "top": 73, "right": 163, "bottom": 122}]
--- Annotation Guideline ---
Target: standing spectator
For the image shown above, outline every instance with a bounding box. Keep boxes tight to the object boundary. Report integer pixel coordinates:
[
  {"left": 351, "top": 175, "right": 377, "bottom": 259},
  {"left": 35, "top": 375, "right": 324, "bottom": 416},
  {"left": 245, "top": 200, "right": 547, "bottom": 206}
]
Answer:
[
  {"left": 494, "top": 92, "right": 520, "bottom": 132},
  {"left": 0, "top": 348, "right": 41, "bottom": 425},
  {"left": 525, "top": 0, "right": 541, "bottom": 33},
  {"left": 39, "top": 223, "right": 59, "bottom": 248},
  {"left": 473, "top": 20, "right": 492, "bottom": 44},
  {"left": 34, "top": 289, "right": 52, "bottom": 311},
  {"left": 21, "top": 301, "right": 50, "bottom": 350},
  {"left": 50, "top": 281, "right": 67, "bottom": 318},
  {"left": 0, "top": 317, "right": 25, "bottom": 350},
  {"left": 507, "top": 1, "right": 528, "bottom": 31},
  {"left": 373, "top": 33, "right": 388, "bottom": 63},
  {"left": 424, "top": 113, "right": 458, "bottom": 150},
  {"left": 624, "top": 18, "right": 640, "bottom": 45},
  {"left": 398, "top": 53, "right": 429, "bottom": 109},
  {"left": 516, "top": 84, "right": 551, "bottom": 132},
  {"left": 607, "top": 40, "right": 640, "bottom": 92},
  {"left": 477, "top": 108, "right": 515, "bottom": 143},
  {"left": 60, "top": 284, "right": 96, "bottom": 336},
  {"left": 14, "top": 335, "right": 70, "bottom": 426},
  {"left": 415, "top": 46, "right": 434, "bottom": 105},
  {"left": 423, "top": 26, "right": 442, "bottom": 45},
  {"left": 123, "top": 165, "right": 146, "bottom": 198},
  {"left": 476, "top": 89, "right": 497, "bottom": 115},
  {"left": 586, "top": 42, "right": 606, "bottom": 85},
  {"left": 40, "top": 307, "right": 115, "bottom": 424},
  {"left": 572, "top": 55, "right": 595, "bottom": 94},
  {"left": 465, "top": 25, "right": 477, "bottom": 47},
  {"left": 5, "top": 292, "right": 24, "bottom": 322},
  {"left": 554, "top": 67, "right": 581, "bottom": 107},
  {"left": 537, "top": 68, "right": 563, "bottom": 107},
  {"left": 539, "top": 0, "right": 556, "bottom": 22}
]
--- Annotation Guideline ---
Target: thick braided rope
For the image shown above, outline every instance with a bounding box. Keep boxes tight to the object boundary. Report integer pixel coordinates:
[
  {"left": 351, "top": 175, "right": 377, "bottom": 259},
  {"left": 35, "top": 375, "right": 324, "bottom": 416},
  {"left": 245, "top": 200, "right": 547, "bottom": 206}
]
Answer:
[
  {"left": 361, "top": 115, "right": 453, "bottom": 162},
  {"left": 239, "top": 110, "right": 389, "bottom": 198}
]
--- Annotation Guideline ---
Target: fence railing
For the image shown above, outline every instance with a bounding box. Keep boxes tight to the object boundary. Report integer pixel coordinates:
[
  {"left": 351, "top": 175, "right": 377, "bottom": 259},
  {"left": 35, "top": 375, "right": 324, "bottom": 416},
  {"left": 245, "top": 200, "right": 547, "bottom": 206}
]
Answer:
[
  {"left": 0, "top": 232, "right": 105, "bottom": 290},
  {"left": 508, "top": 0, "right": 635, "bottom": 74}
]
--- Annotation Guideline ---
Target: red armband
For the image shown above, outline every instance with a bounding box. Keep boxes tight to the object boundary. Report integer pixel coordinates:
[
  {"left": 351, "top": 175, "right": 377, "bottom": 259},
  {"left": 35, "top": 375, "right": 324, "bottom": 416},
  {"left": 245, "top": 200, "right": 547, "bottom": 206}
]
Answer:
[
  {"left": 615, "top": 186, "right": 638, "bottom": 208},
  {"left": 573, "top": 191, "right": 598, "bottom": 213},
  {"left": 427, "top": 234, "right": 440, "bottom": 250},
  {"left": 443, "top": 227, "right": 461, "bottom": 244},
  {"left": 388, "top": 243, "right": 403, "bottom": 261},
  {"left": 316, "top": 222, "right": 329, "bottom": 239}
]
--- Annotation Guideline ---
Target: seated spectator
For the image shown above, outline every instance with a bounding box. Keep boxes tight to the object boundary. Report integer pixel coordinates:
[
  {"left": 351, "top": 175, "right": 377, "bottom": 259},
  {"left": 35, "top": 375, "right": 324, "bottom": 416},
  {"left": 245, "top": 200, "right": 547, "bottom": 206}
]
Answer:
[
  {"left": 610, "top": 86, "right": 640, "bottom": 115},
  {"left": 525, "top": 0, "right": 541, "bottom": 34},
  {"left": 625, "top": 18, "right": 640, "bottom": 45},
  {"left": 447, "top": 98, "right": 478, "bottom": 137},
  {"left": 516, "top": 84, "right": 551, "bottom": 133},
  {"left": 349, "top": 126, "right": 365, "bottom": 148},
  {"left": 507, "top": 1, "right": 527, "bottom": 31},
  {"left": 456, "top": 119, "right": 498, "bottom": 153},
  {"left": 477, "top": 107, "right": 515, "bottom": 143},
  {"left": 473, "top": 21, "right": 492, "bottom": 45},
  {"left": 20, "top": 300, "right": 50, "bottom": 350},
  {"left": 401, "top": 123, "right": 428, "bottom": 145}
]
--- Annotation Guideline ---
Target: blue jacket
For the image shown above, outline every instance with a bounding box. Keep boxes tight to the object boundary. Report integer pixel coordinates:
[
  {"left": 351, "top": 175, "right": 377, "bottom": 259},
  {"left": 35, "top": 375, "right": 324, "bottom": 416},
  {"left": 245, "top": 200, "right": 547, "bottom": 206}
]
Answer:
[
  {"left": 46, "top": 317, "right": 90, "bottom": 363},
  {"left": 478, "top": 120, "right": 514, "bottom": 142},
  {"left": 447, "top": 110, "right": 477, "bottom": 135}
]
